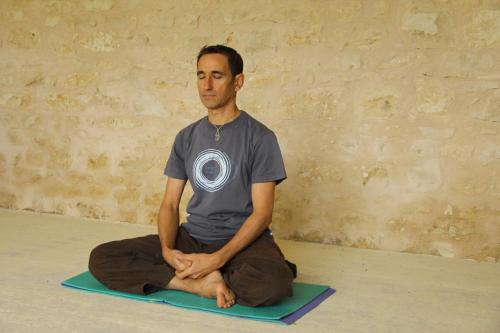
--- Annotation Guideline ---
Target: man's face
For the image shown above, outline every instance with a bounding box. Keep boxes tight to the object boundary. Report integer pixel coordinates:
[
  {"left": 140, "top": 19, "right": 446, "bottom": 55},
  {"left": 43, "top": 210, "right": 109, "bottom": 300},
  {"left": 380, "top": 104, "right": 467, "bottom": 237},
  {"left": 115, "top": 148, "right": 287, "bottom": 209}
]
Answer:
[{"left": 196, "top": 53, "right": 242, "bottom": 110}]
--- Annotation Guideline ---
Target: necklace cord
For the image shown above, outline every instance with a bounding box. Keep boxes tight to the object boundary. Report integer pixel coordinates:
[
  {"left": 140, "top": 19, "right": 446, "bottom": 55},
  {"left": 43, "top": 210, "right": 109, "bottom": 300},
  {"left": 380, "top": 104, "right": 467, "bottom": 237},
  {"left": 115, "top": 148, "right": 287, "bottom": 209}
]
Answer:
[{"left": 211, "top": 110, "right": 240, "bottom": 142}]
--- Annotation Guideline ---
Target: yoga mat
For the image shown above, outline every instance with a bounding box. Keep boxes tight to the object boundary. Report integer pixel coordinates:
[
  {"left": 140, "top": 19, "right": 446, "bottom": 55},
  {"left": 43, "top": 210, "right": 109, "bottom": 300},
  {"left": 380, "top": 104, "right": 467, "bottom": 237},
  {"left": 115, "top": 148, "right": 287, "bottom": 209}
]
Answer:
[{"left": 62, "top": 271, "right": 335, "bottom": 324}]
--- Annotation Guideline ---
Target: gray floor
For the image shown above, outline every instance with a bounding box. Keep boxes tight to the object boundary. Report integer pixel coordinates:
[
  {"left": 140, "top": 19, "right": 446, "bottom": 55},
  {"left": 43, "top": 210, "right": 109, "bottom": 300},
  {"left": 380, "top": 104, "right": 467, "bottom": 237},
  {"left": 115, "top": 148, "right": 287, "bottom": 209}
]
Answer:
[{"left": 0, "top": 208, "right": 499, "bottom": 333}]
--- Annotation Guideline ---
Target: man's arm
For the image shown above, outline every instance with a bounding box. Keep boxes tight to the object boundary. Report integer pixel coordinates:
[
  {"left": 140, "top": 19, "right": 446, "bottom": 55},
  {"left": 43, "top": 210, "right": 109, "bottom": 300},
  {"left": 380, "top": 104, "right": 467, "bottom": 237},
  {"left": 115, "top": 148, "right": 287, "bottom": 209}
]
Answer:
[
  {"left": 175, "top": 181, "right": 276, "bottom": 279},
  {"left": 157, "top": 177, "right": 190, "bottom": 271}
]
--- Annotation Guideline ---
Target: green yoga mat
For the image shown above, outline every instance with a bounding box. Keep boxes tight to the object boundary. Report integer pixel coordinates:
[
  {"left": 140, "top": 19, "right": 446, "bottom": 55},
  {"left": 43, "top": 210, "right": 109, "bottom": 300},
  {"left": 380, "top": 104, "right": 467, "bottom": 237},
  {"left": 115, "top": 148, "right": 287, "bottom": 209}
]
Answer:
[{"left": 62, "top": 271, "right": 335, "bottom": 324}]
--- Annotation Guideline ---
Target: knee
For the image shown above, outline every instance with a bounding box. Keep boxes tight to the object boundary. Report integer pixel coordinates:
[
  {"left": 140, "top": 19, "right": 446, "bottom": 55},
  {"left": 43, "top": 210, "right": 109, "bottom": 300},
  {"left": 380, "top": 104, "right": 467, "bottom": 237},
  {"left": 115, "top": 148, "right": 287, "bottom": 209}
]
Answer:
[
  {"left": 88, "top": 242, "right": 114, "bottom": 274},
  {"left": 225, "top": 261, "right": 294, "bottom": 307}
]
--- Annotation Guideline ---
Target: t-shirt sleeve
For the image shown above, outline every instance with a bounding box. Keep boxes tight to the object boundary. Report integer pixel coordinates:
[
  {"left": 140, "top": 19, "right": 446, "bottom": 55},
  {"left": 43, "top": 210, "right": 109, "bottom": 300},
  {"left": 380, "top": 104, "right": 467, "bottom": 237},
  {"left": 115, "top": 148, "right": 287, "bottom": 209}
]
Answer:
[
  {"left": 163, "top": 132, "right": 188, "bottom": 180},
  {"left": 251, "top": 132, "right": 287, "bottom": 185}
]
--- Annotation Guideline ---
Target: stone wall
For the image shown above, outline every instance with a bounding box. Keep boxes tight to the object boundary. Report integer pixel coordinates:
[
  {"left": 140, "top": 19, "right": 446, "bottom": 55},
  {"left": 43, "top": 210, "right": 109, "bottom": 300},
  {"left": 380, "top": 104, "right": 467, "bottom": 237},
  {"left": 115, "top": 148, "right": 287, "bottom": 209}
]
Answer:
[{"left": 0, "top": 0, "right": 498, "bottom": 262}]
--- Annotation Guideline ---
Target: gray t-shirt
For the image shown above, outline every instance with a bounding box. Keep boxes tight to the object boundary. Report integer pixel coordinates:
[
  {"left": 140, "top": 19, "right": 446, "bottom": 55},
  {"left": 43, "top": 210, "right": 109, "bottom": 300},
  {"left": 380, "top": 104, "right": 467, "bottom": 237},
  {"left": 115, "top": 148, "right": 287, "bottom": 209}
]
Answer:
[{"left": 163, "top": 110, "right": 286, "bottom": 242}]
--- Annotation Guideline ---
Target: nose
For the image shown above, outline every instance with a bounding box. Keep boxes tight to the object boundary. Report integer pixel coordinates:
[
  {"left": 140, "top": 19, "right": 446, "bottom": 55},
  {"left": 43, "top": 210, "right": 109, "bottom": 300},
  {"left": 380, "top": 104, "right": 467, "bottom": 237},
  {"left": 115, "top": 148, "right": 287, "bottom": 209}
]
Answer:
[{"left": 203, "top": 77, "right": 213, "bottom": 90}]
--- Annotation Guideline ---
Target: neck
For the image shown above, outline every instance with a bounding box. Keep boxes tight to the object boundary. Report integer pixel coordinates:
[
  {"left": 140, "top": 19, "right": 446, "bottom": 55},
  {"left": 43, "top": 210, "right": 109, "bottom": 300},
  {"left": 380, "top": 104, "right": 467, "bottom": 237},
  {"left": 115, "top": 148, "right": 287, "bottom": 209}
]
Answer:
[{"left": 208, "top": 106, "right": 240, "bottom": 125}]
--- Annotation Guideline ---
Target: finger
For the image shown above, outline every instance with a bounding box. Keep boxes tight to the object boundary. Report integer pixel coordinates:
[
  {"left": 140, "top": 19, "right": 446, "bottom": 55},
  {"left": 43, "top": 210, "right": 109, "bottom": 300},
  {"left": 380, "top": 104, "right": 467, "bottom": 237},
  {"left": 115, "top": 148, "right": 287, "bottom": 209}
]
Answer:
[
  {"left": 176, "top": 269, "right": 190, "bottom": 279},
  {"left": 176, "top": 252, "right": 190, "bottom": 259},
  {"left": 181, "top": 259, "right": 193, "bottom": 267}
]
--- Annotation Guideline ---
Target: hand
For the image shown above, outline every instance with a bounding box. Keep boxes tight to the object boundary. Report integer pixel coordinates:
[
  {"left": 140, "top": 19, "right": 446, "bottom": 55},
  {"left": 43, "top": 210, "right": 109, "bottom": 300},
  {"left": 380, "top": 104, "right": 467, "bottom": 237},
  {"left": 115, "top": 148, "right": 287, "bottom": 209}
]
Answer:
[
  {"left": 162, "top": 249, "right": 192, "bottom": 272},
  {"left": 174, "top": 253, "right": 222, "bottom": 280}
]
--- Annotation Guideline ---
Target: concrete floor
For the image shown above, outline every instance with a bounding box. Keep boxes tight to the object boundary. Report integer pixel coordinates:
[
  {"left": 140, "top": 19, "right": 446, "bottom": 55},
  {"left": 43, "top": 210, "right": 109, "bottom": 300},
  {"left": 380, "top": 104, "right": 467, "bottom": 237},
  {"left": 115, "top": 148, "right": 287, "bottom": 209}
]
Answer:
[{"left": 0, "top": 209, "right": 499, "bottom": 333}]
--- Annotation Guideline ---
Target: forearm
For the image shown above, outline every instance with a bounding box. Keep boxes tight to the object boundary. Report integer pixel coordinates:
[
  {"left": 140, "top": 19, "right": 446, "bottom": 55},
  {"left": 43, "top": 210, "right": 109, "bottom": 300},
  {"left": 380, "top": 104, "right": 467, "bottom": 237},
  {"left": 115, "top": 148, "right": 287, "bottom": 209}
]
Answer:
[
  {"left": 215, "top": 211, "right": 271, "bottom": 266},
  {"left": 157, "top": 205, "right": 180, "bottom": 253}
]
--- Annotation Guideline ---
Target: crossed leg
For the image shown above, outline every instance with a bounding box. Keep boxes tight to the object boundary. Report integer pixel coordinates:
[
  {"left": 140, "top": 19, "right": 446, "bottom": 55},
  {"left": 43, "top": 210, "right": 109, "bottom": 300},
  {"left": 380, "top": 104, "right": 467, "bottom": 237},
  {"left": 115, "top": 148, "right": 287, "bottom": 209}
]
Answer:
[{"left": 89, "top": 228, "right": 295, "bottom": 308}]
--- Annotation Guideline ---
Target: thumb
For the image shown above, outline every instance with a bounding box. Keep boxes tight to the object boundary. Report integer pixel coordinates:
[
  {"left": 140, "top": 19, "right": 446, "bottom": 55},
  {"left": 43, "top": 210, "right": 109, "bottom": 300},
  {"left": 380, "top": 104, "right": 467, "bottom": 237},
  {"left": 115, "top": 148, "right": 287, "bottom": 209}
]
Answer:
[
  {"left": 176, "top": 269, "right": 189, "bottom": 280},
  {"left": 177, "top": 252, "right": 191, "bottom": 259},
  {"left": 176, "top": 261, "right": 186, "bottom": 271}
]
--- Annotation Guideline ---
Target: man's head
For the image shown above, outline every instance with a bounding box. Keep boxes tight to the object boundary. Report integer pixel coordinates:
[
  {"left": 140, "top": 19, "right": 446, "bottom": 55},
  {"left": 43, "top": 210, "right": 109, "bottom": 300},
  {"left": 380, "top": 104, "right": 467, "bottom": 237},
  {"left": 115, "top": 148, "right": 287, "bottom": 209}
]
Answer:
[
  {"left": 197, "top": 45, "right": 243, "bottom": 79},
  {"left": 196, "top": 45, "right": 244, "bottom": 111}
]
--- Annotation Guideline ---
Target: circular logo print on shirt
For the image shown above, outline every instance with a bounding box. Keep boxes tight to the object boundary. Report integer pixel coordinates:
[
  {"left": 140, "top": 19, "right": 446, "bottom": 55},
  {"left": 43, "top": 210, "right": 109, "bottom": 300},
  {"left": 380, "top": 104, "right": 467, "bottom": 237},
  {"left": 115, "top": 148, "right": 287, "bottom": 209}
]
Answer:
[{"left": 193, "top": 149, "right": 232, "bottom": 192}]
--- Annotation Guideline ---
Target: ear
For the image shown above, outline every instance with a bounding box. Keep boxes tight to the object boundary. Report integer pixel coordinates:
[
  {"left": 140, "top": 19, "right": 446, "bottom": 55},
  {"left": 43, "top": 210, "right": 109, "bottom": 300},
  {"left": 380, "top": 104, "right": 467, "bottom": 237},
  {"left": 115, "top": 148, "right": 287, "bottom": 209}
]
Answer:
[{"left": 234, "top": 73, "right": 244, "bottom": 92}]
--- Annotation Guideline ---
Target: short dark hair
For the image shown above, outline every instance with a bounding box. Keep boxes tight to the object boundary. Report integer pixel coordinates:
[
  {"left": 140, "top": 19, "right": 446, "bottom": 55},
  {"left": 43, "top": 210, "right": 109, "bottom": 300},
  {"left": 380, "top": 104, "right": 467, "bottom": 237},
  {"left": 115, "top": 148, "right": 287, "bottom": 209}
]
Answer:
[{"left": 197, "top": 45, "right": 243, "bottom": 78}]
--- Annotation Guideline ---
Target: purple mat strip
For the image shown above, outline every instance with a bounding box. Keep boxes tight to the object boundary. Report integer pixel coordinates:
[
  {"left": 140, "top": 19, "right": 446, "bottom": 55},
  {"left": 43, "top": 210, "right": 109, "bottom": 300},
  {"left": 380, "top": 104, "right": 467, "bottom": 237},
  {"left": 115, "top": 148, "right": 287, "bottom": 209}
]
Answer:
[{"left": 280, "top": 287, "right": 336, "bottom": 325}]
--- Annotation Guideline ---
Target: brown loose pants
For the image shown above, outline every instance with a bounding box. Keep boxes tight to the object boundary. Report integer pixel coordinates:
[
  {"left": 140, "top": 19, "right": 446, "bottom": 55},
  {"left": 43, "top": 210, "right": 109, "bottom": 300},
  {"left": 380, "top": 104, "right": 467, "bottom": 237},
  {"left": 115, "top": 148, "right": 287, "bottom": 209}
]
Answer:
[{"left": 88, "top": 227, "right": 296, "bottom": 307}]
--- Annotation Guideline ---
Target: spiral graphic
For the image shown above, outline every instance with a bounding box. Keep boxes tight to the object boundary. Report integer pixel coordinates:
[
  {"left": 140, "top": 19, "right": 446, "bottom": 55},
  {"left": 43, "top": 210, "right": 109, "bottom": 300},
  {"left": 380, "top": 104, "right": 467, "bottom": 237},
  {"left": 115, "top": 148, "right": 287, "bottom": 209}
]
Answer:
[{"left": 193, "top": 149, "right": 231, "bottom": 192}]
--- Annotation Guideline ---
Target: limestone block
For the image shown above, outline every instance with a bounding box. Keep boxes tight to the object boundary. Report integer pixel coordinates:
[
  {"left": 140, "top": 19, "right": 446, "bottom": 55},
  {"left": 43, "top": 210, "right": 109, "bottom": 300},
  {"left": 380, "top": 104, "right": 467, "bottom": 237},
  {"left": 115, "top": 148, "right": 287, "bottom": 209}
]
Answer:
[
  {"left": 411, "top": 139, "right": 436, "bottom": 157},
  {"left": 23, "top": 115, "right": 43, "bottom": 129},
  {"left": 8, "top": 29, "right": 40, "bottom": 49},
  {"left": 6, "top": 9, "right": 24, "bottom": 21},
  {"left": 44, "top": 16, "right": 60, "bottom": 27},
  {"left": 64, "top": 170, "right": 91, "bottom": 183},
  {"left": 345, "top": 30, "right": 383, "bottom": 49},
  {"left": 23, "top": 149, "right": 45, "bottom": 167},
  {"left": 0, "top": 191, "right": 17, "bottom": 208},
  {"left": 0, "top": 94, "right": 31, "bottom": 108},
  {"left": 45, "top": 94, "right": 81, "bottom": 112},
  {"left": 287, "top": 24, "right": 322, "bottom": 46},
  {"left": 339, "top": 50, "right": 362, "bottom": 71},
  {"left": 143, "top": 192, "right": 162, "bottom": 206},
  {"left": 117, "top": 209, "right": 137, "bottom": 223},
  {"left": 144, "top": 209, "right": 158, "bottom": 225},
  {"left": 402, "top": 12, "right": 439, "bottom": 35},
  {"left": 466, "top": 10, "right": 500, "bottom": 47},
  {"left": 362, "top": 166, "right": 389, "bottom": 186},
  {"left": 76, "top": 202, "right": 107, "bottom": 219},
  {"left": 87, "top": 153, "right": 109, "bottom": 170},
  {"left": 42, "top": 0, "right": 76, "bottom": 14},
  {"left": 80, "top": 32, "right": 119, "bottom": 52},
  {"left": 337, "top": 137, "right": 359, "bottom": 157},
  {"left": 98, "top": 117, "right": 137, "bottom": 129},
  {"left": 407, "top": 160, "right": 442, "bottom": 193},
  {"left": 7, "top": 130, "right": 24, "bottom": 146},
  {"left": 82, "top": 0, "right": 115, "bottom": 11},
  {"left": 280, "top": 90, "right": 337, "bottom": 120},
  {"left": 470, "top": 93, "right": 500, "bottom": 123},
  {"left": 132, "top": 91, "right": 167, "bottom": 116},
  {"left": 0, "top": 153, "right": 5, "bottom": 175},
  {"left": 65, "top": 72, "right": 99, "bottom": 88},
  {"left": 12, "top": 167, "right": 43, "bottom": 186},
  {"left": 371, "top": 136, "right": 393, "bottom": 162},
  {"left": 416, "top": 78, "right": 453, "bottom": 114},
  {"left": 119, "top": 155, "right": 154, "bottom": 173},
  {"left": 439, "top": 144, "right": 475, "bottom": 161},
  {"left": 107, "top": 175, "right": 126, "bottom": 185},
  {"left": 418, "top": 127, "right": 455, "bottom": 140},
  {"left": 47, "top": 150, "right": 72, "bottom": 170},
  {"left": 434, "top": 242, "right": 456, "bottom": 258},
  {"left": 81, "top": 184, "right": 108, "bottom": 199},
  {"left": 296, "top": 158, "right": 343, "bottom": 187},
  {"left": 363, "top": 95, "right": 397, "bottom": 119},
  {"left": 476, "top": 141, "right": 500, "bottom": 164},
  {"left": 113, "top": 188, "right": 140, "bottom": 204}
]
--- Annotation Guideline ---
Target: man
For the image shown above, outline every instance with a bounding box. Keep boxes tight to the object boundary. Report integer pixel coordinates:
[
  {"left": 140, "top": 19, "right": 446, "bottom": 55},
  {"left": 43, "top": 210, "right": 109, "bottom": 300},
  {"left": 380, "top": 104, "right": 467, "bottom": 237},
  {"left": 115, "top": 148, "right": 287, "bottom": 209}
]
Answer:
[{"left": 89, "top": 45, "right": 296, "bottom": 308}]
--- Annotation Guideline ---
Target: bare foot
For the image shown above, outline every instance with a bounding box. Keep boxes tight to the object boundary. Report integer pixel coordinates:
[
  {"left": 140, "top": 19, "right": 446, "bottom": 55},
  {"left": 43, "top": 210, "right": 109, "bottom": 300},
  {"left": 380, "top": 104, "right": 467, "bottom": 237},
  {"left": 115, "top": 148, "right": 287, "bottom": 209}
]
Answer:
[
  {"left": 200, "top": 271, "right": 236, "bottom": 308},
  {"left": 167, "top": 270, "right": 236, "bottom": 308}
]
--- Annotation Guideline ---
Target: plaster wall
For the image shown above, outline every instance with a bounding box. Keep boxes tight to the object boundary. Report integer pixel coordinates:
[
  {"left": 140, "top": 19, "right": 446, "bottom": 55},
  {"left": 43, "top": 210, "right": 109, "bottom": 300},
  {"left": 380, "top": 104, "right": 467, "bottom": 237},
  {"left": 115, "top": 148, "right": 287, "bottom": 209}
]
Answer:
[{"left": 0, "top": 0, "right": 499, "bottom": 262}]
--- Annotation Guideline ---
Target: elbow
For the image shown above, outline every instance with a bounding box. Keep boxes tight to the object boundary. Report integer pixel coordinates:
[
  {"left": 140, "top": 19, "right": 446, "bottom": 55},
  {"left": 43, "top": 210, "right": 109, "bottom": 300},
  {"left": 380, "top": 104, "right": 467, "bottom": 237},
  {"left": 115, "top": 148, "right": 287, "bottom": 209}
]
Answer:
[{"left": 159, "top": 201, "right": 179, "bottom": 215}]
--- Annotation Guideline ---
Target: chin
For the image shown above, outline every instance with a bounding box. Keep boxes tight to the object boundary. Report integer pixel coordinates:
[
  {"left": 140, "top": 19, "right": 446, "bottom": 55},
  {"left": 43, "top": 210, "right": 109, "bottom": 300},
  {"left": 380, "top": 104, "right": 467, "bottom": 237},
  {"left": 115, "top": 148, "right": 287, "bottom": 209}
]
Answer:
[{"left": 202, "top": 101, "right": 220, "bottom": 109}]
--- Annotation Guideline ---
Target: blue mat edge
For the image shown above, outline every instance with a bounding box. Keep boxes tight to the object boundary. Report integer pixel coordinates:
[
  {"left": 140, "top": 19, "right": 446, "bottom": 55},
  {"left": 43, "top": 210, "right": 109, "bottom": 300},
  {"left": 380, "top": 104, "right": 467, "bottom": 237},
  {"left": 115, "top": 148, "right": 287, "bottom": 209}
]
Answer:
[{"left": 61, "top": 272, "right": 335, "bottom": 325}]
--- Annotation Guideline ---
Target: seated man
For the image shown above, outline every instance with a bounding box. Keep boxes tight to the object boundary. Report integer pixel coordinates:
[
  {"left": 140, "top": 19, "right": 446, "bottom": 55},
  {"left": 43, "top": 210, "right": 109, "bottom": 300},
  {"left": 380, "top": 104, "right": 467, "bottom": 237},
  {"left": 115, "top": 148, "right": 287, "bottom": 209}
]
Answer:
[{"left": 89, "top": 45, "right": 296, "bottom": 308}]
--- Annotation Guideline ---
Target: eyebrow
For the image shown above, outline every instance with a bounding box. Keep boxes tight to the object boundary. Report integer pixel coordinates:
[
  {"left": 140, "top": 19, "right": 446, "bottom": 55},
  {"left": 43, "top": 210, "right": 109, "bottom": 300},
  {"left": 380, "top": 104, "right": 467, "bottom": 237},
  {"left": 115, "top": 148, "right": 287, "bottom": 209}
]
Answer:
[{"left": 197, "top": 70, "right": 225, "bottom": 76}]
